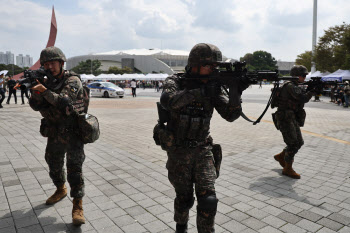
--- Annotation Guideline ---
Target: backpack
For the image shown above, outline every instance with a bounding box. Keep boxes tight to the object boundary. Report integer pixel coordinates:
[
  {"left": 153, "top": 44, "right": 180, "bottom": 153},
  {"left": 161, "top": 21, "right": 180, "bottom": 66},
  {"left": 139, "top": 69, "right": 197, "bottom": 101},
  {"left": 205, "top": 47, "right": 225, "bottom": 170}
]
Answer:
[
  {"left": 271, "top": 82, "right": 289, "bottom": 109},
  {"left": 67, "top": 71, "right": 100, "bottom": 144}
]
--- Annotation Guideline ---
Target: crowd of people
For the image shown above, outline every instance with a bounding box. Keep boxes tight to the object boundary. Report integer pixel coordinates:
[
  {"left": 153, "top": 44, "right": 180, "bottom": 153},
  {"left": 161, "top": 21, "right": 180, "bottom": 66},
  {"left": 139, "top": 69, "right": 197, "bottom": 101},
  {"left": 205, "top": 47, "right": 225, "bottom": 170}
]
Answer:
[
  {"left": 328, "top": 81, "right": 350, "bottom": 107},
  {"left": 0, "top": 73, "right": 30, "bottom": 108},
  {"left": 114, "top": 79, "right": 163, "bottom": 90}
]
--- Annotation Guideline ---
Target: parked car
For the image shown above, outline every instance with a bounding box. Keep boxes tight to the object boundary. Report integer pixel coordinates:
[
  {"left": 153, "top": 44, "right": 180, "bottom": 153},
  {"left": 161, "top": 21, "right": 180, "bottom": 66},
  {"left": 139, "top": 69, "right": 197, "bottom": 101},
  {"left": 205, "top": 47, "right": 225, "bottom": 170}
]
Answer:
[{"left": 87, "top": 82, "right": 125, "bottom": 98}]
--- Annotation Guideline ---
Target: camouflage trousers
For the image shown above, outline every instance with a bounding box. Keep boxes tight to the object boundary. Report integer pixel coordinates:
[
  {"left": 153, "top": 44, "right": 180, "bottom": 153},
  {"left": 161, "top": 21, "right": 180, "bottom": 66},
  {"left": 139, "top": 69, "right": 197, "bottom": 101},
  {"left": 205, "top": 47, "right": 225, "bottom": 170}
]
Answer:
[
  {"left": 278, "top": 111, "right": 304, "bottom": 163},
  {"left": 45, "top": 132, "right": 85, "bottom": 198},
  {"left": 166, "top": 145, "right": 217, "bottom": 233}
]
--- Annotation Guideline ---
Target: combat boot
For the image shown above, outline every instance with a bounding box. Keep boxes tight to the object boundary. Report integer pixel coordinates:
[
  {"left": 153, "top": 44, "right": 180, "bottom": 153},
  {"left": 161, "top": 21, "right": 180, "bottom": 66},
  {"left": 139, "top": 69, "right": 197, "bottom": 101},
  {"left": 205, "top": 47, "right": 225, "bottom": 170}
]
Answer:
[
  {"left": 282, "top": 161, "right": 300, "bottom": 179},
  {"left": 72, "top": 198, "right": 85, "bottom": 226},
  {"left": 175, "top": 223, "right": 188, "bottom": 233},
  {"left": 274, "top": 150, "right": 286, "bottom": 168},
  {"left": 46, "top": 184, "right": 67, "bottom": 205}
]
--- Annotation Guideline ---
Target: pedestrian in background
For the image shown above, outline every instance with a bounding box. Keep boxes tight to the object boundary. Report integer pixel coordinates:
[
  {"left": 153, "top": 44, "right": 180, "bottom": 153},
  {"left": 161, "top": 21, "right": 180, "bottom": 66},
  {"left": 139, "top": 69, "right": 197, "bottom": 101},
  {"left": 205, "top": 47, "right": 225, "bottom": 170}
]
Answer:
[
  {"left": 343, "top": 81, "right": 350, "bottom": 108},
  {"left": 0, "top": 73, "right": 5, "bottom": 108},
  {"left": 6, "top": 76, "right": 17, "bottom": 104},
  {"left": 131, "top": 79, "right": 137, "bottom": 97},
  {"left": 21, "top": 87, "right": 30, "bottom": 105}
]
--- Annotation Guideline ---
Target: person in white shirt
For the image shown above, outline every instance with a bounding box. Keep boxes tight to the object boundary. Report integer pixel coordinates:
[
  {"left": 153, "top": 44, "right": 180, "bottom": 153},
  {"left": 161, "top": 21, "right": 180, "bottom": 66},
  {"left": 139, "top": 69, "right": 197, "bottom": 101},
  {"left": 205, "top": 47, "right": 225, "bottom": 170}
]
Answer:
[{"left": 130, "top": 79, "right": 137, "bottom": 97}]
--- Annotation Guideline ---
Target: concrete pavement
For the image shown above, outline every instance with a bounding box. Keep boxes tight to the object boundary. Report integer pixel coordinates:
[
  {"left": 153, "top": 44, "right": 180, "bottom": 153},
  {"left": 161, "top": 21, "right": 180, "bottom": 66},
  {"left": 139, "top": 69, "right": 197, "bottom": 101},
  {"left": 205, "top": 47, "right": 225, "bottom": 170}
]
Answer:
[{"left": 0, "top": 85, "right": 349, "bottom": 233}]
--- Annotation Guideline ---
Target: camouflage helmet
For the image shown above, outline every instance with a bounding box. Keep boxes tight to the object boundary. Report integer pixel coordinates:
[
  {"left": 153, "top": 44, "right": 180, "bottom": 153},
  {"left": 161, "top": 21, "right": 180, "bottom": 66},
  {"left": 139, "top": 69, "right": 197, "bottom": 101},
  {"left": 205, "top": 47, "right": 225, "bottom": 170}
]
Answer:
[
  {"left": 187, "top": 43, "right": 223, "bottom": 67},
  {"left": 40, "top": 46, "right": 66, "bottom": 65},
  {"left": 290, "top": 65, "right": 308, "bottom": 77}
]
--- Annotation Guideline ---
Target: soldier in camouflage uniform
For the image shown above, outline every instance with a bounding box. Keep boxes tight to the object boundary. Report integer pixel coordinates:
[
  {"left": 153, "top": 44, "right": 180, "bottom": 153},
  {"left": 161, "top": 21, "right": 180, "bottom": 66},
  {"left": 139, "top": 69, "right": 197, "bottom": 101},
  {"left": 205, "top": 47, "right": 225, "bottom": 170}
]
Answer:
[
  {"left": 30, "top": 46, "right": 86, "bottom": 226},
  {"left": 273, "top": 65, "right": 315, "bottom": 179},
  {"left": 158, "top": 43, "right": 249, "bottom": 233}
]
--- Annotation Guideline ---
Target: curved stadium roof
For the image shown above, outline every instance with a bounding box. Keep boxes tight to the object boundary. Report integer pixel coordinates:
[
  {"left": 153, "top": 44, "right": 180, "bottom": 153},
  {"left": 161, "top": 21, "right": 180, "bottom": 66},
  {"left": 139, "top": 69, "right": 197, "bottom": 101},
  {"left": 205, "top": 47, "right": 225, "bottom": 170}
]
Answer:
[{"left": 94, "top": 48, "right": 189, "bottom": 56}]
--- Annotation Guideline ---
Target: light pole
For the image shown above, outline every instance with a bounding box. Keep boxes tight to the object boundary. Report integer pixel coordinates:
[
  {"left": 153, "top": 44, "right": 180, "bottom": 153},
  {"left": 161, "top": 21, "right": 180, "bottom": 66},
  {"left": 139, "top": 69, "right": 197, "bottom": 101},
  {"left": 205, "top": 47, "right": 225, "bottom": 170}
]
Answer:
[
  {"left": 90, "top": 58, "right": 92, "bottom": 75},
  {"left": 311, "top": 0, "right": 317, "bottom": 73}
]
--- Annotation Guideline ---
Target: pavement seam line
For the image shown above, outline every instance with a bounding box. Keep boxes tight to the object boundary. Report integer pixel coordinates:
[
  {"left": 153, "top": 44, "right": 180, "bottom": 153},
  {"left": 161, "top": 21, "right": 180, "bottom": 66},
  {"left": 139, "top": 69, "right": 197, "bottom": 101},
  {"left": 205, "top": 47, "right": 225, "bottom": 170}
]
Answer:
[{"left": 249, "top": 117, "right": 350, "bottom": 146}]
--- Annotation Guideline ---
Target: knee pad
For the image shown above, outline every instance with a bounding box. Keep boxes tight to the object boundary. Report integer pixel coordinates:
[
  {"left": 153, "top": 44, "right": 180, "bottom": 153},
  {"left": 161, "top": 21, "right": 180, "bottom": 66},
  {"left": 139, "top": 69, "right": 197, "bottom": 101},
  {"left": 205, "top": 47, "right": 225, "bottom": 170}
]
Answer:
[
  {"left": 197, "top": 195, "right": 218, "bottom": 212},
  {"left": 175, "top": 196, "right": 195, "bottom": 212}
]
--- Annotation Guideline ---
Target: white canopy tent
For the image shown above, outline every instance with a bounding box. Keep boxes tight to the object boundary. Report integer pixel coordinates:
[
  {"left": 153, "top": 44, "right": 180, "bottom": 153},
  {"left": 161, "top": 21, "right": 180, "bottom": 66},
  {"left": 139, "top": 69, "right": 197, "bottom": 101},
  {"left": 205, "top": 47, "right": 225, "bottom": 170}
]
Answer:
[
  {"left": 144, "top": 73, "right": 169, "bottom": 80},
  {"left": 305, "top": 71, "right": 330, "bottom": 81},
  {"left": 80, "top": 73, "right": 169, "bottom": 81},
  {"left": 321, "top": 69, "right": 350, "bottom": 82}
]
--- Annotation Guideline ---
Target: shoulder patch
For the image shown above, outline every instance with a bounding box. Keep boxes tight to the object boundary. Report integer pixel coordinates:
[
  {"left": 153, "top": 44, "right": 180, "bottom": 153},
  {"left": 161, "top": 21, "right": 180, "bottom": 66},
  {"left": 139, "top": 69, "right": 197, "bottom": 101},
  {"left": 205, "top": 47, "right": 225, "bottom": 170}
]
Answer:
[{"left": 293, "top": 85, "right": 301, "bottom": 94}]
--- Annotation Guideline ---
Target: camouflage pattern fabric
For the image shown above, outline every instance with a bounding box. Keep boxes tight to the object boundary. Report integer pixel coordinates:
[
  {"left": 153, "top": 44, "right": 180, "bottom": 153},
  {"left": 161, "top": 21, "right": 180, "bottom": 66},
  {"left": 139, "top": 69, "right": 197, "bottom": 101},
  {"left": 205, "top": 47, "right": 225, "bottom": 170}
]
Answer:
[
  {"left": 46, "top": 131, "right": 85, "bottom": 198},
  {"left": 167, "top": 147, "right": 216, "bottom": 232},
  {"left": 160, "top": 74, "right": 242, "bottom": 232},
  {"left": 275, "top": 110, "right": 304, "bottom": 162},
  {"left": 187, "top": 43, "right": 222, "bottom": 67},
  {"left": 275, "top": 81, "right": 312, "bottom": 162},
  {"left": 29, "top": 71, "right": 86, "bottom": 198},
  {"left": 40, "top": 46, "right": 66, "bottom": 65}
]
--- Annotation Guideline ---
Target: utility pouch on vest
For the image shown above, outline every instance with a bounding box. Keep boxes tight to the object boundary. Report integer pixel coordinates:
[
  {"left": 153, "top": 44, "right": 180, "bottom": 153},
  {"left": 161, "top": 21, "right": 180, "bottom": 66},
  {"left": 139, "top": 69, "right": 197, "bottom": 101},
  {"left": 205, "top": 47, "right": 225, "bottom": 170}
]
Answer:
[
  {"left": 295, "top": 109, "right": 306, "bottom": 127},
  {"left": 187, "top": 117, "right": 201, "bottom": 139},
  {"left": 40, "top": 118, "right": 51, "bottom": 137},
  {"left": 199, "top": 117, "right": 211, "bottom": 139},
  {"left": 176, "top": 115, "right": 190, "bottom": 141},
  {"left": 153, "top": 123, "right": 162, "bottom": 146},
  {"left": 271, "top": 113, "right": 279, "bottom": 130},
  {"left": 153, "top": 123, "right": 175, "bottom": 151},
  {"left": 78, "top": 113, "right": 100, "bottom": 144},
  {"left": 211, "top": 144, "right": 222, "bottom": 178}
]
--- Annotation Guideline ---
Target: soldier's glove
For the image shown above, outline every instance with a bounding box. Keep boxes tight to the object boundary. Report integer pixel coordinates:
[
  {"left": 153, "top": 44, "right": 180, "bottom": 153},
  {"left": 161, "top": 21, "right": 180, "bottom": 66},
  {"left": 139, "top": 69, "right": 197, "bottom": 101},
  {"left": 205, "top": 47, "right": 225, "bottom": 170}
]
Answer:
[
  {"left": 201, "top": 82, "right": 221, "bottom": 97},
  {"left": 58, "top": 96, "right": 73, "bottom": 115},
  {"left": 238, "top": 76, "right": 251, "bottom": 94}
]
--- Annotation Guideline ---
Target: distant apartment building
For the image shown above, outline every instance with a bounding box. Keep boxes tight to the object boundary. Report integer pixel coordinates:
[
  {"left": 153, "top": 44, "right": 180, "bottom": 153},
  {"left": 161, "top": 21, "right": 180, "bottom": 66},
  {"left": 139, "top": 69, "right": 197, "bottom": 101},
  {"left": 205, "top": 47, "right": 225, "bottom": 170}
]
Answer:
[
  {"left": 15, "top": 54, "right": 33, "bottom": 68},
  {"left": 0, "top": 51, "right": 15, "bottom": 65}
]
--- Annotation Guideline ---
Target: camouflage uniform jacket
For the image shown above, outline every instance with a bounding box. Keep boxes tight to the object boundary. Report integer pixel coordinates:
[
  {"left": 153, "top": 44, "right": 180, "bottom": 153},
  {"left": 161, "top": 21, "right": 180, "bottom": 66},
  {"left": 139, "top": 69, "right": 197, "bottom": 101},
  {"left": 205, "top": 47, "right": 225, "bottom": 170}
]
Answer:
[
  {"left": 277, "top": 81, "right": 313, "bottom": 112},
  {"left": 160, "top": 74, "right": 242, "bottom": 146},
  {"left": 29, "top": 71, "right": 84, "bottom": 130}
]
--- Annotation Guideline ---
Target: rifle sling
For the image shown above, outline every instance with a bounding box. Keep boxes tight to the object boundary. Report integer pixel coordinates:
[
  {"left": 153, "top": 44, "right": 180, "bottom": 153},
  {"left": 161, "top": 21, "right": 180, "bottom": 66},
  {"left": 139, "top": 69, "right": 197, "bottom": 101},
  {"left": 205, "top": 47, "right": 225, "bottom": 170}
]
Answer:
[
  {"left": 223, "top": 82, "right": 280, "bottom": 124},
  {"left": 240, "top": 111, "right": 254, "bottom": 123},
  {"left": 253, "top": 82, "right": 280, "bottom": 125}
]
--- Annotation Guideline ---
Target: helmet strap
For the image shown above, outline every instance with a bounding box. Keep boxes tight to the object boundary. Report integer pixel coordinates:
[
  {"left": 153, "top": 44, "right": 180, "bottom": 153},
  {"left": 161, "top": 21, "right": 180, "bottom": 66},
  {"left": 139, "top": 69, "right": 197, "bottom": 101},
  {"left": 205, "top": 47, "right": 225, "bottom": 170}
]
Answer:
[{"left": 54, "top": 61, "right": 65, "bottom": 79}]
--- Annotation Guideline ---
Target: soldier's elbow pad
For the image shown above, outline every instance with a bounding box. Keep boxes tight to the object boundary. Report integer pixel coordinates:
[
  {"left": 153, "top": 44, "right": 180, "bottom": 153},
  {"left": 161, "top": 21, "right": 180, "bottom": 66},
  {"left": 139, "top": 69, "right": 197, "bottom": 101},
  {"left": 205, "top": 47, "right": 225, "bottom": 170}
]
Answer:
[
  {"left": 29, "top": 99, "right": 41, "bottom": 111},
  {"left": 160, "top": 92, "right": 171, "bottom": 109}
]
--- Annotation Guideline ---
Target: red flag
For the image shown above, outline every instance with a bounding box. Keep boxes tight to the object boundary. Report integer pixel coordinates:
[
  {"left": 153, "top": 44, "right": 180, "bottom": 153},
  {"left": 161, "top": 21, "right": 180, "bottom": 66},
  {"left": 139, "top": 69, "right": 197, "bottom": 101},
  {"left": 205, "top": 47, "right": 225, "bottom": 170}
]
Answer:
[{"left": 13, "top": 6, "right": 57, "bottom": 80}]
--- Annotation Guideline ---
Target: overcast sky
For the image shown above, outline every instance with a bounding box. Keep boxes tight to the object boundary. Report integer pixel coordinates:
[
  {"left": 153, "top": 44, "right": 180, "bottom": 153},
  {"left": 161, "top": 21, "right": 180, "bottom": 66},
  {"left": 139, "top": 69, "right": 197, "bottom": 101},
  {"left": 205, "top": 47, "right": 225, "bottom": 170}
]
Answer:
[{"left": 1, "top": 0, "right": 350, "bottom": 64}]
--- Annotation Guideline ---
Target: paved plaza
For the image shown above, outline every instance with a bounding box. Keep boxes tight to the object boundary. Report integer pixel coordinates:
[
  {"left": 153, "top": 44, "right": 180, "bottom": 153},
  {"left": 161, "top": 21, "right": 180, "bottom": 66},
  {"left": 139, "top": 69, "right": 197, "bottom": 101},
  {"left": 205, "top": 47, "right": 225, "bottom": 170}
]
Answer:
[{"left": 0, "top": 85, "right": 350, "bottom": 233}]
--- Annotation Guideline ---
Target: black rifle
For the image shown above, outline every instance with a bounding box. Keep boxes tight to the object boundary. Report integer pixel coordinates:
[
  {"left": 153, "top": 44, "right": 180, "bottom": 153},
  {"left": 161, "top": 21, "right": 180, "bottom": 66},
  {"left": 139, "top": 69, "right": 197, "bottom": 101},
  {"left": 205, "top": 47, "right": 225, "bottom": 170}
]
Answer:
[
  {"left": 17, "top": 68, "right": 55, "bottom": 91},
  {"left": 303, "top": 77, "right": 341, "bottom": 94},
  {"left": 184, "top": 61, "right": 298, "bottom": 124}
]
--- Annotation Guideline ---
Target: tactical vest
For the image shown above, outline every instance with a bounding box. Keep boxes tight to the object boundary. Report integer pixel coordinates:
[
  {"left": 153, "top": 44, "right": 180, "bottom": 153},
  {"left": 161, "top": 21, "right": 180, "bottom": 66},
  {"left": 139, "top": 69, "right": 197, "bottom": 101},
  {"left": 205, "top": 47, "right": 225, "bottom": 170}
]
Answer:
[{"left": 273, "top": 82, "right": 304, "bottom": 111}]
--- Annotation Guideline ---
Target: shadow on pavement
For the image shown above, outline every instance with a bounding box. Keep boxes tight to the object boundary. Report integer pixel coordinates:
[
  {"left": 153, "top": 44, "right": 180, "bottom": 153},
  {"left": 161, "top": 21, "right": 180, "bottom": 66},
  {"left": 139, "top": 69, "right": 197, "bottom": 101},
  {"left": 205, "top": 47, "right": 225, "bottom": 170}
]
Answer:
[{"left": 248, "top": 168, "right": 325, "bottom": 208}]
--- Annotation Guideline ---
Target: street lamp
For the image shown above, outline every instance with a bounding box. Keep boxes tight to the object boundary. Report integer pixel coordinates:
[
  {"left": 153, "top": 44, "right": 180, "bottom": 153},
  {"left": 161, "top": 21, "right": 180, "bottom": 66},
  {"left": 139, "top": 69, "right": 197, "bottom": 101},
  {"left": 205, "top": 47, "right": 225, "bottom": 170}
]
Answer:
[{"left": 311, "top": 0, "right": 317, "bottom": 73}]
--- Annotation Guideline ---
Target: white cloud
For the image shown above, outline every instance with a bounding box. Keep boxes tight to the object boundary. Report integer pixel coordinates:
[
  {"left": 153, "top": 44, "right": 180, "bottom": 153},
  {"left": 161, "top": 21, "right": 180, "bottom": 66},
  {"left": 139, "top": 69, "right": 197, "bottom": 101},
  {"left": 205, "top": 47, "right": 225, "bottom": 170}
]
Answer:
[{"left": 0, "top": 0, "right": 350, "bottom": 64}]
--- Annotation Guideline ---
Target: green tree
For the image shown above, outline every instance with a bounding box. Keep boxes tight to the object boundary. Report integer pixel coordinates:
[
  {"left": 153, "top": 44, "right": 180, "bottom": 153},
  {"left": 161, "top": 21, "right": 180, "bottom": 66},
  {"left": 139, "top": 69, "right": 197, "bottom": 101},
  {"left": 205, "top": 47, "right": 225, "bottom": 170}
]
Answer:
[
  {"left": 315, "top": 23, "right": 350, "bottom": 72},
  {"left": 0, "top": 64, "right": 27, "bottom": 76},
  {"left": 240, "top": 50, "right": 277, "bottom": 71},
  {"left": 71, "top": 59, "right": 102, "bottom": 75},
  {"left": 108, "top": 66, "right": 133, "bottom": 74},
  {"left": 295, "top": 51, "right": 312, "bottom": 71}
]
